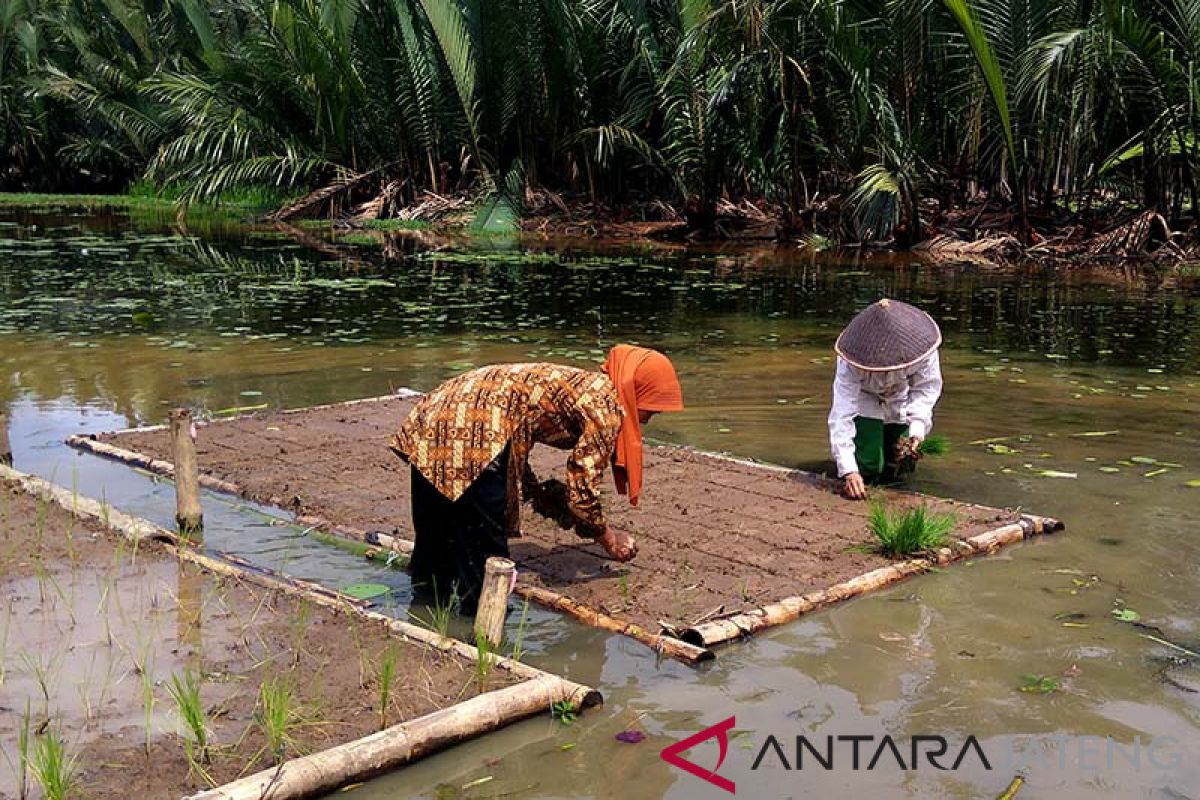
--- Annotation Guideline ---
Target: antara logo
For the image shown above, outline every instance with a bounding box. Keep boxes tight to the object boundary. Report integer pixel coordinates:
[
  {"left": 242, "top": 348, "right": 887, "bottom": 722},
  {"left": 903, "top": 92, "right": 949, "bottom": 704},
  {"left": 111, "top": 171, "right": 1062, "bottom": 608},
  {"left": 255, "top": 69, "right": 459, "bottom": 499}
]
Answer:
[{"left": 660, "top": 715, "right": 737, "bottom": 795}]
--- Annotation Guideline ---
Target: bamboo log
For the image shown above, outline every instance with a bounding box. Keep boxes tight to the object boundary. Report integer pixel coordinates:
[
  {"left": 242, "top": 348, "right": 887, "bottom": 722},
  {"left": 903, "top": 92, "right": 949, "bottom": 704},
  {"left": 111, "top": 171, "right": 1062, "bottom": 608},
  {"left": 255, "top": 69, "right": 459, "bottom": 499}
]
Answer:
[
  {"left": 0, "top": 412, "right": 11, "bottom": 466},
  {"left": 0, "top": 463, "right": 164, "bottom": 542},
  {"left": 185, "top": 675, "right": 581, "bottom": 800},
  {"left": 170, "top": 408, "right": 204, "bottom": 537},
  {"left": 681, "top": 514, "right": 1064, "bottom": 647},
  {"left": 513, "top": 585, "right": 714, "bottom": 663},
  {"left": 475, "top": 557, "right": 515, "bottom": 648}
]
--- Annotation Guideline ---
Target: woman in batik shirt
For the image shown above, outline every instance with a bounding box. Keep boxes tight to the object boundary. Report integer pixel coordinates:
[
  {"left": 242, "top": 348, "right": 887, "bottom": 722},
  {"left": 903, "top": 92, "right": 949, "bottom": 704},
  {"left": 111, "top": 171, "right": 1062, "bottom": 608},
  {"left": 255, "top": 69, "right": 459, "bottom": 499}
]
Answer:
[{"left": 390, "top": 345, "right": 684, "bottom": 607}]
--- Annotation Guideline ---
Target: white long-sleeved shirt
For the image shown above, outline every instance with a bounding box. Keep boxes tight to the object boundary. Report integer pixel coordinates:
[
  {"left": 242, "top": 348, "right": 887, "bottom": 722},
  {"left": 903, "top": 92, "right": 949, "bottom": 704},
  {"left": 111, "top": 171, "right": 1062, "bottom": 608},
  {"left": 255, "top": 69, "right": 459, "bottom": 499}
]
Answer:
[{"left": 827, "top": 351, "right": 943, "bottom": 477}]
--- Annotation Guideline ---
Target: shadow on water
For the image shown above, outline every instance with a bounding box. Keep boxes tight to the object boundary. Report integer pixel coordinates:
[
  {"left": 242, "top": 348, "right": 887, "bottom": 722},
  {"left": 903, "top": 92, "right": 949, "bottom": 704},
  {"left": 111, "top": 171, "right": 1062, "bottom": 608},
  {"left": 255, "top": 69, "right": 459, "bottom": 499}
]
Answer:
[{"left": 1, "top": 206, "right": 1199, "bottom": 798}]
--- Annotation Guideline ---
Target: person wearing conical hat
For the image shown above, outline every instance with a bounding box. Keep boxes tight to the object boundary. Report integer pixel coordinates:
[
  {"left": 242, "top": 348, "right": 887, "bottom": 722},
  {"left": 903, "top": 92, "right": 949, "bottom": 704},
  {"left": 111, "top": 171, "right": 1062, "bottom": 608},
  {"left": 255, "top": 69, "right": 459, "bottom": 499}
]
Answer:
[
  {"left": 389, "top": 346, "right": 684, "bottom": 609},
  {"left": 828, "top": 299, "right": 944, "bottom": 499}
]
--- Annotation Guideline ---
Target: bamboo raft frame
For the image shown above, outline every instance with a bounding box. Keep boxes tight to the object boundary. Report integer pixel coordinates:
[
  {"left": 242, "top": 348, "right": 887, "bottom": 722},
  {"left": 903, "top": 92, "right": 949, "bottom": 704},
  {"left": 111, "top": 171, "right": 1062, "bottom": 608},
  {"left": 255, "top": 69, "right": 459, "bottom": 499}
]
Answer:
[
  {"left": 0, "top": 464, "right": 601, "bottom": 799},
  {"left": 67, "top": 390, "right": 1065, "bottom": 663}
]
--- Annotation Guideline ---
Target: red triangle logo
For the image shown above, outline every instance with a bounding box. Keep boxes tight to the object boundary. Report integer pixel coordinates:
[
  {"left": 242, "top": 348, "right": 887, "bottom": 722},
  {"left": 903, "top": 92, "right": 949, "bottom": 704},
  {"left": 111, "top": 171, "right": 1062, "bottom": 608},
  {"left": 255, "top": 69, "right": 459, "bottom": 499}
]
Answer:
[{"left": 660, "top": 715, "right": 737, "bottom": 794}]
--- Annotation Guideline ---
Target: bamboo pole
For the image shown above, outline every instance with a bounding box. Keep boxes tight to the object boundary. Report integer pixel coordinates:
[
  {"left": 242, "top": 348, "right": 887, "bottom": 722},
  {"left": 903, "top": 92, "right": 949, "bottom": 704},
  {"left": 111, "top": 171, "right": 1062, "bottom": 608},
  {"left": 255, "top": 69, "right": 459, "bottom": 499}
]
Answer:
[
  {"left": 169, "top": 408, "right": 203, "bottom": 538},
  {"left": 185, "top": 675, "right": 581, "bottom": 800},
  {"left": 513, "top": 585, "right": 714, "bottom": 663},
  {"left": 680, "top": 514, "right": 1065, "bottom": 647},
  {"left": 0, "top": 412, "right": 11, "bottom": 466},
  {"left": 475, "top": 557, "right": 515, "bottom": 648}
]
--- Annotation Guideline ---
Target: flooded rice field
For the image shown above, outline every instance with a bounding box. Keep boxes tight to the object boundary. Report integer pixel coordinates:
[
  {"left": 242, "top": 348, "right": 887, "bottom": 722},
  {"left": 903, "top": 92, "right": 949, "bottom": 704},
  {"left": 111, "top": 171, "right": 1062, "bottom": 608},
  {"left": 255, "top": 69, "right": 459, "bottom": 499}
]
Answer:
[{"left": 1, "top": 205, "right": 1198, "bottom": 798}]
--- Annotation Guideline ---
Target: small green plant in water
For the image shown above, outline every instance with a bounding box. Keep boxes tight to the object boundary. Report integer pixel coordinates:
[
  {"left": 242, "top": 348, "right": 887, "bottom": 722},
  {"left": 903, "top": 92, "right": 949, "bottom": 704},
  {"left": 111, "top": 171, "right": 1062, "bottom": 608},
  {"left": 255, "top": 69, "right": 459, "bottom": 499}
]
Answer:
[
  {"left": 166, "top": 668, "right": 209, "bottom": 764},
  {"left": 1018, "top": 674, "right": 1060, "bottom": 694},
  {"left": 29, "top": 731, "right": 79, "bottom": 800},
  {"left": 551, "top": 699, "right": 578, "bottom": 726},
  {"left": 412, "top": 579, "right": 459, "bottom": 637},
  {"left": 16, "top": 701, "right": 31, "bottom": 799},
  {"left": 867, "top": 501, "right": 956, "bottom": 556},
  {"left": 258, "top": 676, "right": 296, "bottom": 762},
  {"left": 474, "top": 632, "right": 497, "bottom": 694},
  {"left": 377, "top": 647, "right": 398, "bottom": 730},
  {"left": 509, "top": 598, "right": 531, "bottom": 663}
]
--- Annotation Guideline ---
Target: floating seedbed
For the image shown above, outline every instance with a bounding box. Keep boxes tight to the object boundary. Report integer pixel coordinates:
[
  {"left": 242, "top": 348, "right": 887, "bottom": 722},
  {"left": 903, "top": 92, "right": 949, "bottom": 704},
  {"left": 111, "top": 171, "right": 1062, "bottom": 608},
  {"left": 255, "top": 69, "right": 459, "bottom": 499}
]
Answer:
[
  {"left": 0, "top": 465, "right": 599, "bottom": 800},
  {"left": 70, "top": 391, "right": 1064, "bottom": 664}
]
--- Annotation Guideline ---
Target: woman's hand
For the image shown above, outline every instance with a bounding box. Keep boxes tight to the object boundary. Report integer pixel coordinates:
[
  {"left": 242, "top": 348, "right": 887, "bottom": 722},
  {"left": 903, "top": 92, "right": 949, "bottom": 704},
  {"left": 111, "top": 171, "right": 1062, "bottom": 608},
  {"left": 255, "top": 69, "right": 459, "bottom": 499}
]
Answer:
[
  {"left": 597, "top": 526, "right": 638, "bottom": 561},
  {"left": 842, "top": 472, "right": 867, "bottom": 500}
]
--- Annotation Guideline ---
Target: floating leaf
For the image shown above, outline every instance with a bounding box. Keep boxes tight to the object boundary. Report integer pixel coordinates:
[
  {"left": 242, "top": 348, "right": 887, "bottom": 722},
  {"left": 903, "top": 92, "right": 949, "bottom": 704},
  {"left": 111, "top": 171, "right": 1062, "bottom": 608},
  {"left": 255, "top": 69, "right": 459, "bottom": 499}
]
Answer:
[
  {"left": 212, "top": 403, "right": 268, "bottom": 416},
  {"left": 988, "top": 443, "right": 1020, "bottom": 455},
  {"left": 1018, "top": 674, "right": 1060, "bottom": 694},
  {"left": 341, "top": 583, "right": 391, "bottom": 600},
  {"left": 1186, "top": 479, "right": 1200, "bottom": 488},
  {"left": 461, "top": 777, "right": 494, "bottom": 791},
  {"left": 559, "top": 743, "right": 577, "bottom": 751},
  {"left": 1061, "top": 622, "right": 1089, "bottom": 628},
  {"left": 1071, "top": 430, "right": 1119, "bottom": 437},
  {"left": 1036, "top": 470, "right": 1077, "bottom": 479},
  {"left": 1112, "top": 608, "right": 1141, "bottom": 623},
  {"left": 1144, "top": 468, "right": 1169, "bottom": 478},
  {"left": 969, "top": 436, "right": 1012, "bottom": 445},
  {"left": 1130, "top": 456, "right": 1158, "bottom": 465},
  {"left": 1098, "top": 467, "right": 1121, "bottom": 474}
]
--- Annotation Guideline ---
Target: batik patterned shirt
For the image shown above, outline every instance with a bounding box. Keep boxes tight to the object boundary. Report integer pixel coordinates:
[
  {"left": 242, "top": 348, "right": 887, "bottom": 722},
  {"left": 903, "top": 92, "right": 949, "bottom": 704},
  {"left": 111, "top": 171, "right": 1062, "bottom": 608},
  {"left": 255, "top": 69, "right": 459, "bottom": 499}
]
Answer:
[{"left": 390, "top": 363, "right": 624, "bottom": 537}]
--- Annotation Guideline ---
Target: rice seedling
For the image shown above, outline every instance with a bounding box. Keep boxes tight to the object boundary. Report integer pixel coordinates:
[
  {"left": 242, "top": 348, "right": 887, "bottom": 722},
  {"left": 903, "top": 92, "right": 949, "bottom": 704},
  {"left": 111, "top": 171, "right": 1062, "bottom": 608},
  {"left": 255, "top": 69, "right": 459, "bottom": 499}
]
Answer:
[
  {"left": 0, "top": 599, "right": 11, "bottom": 687},
  {"left": 166, "top": 668, "right": 209, "bottom": 764},
  {"left": 257, "top": 676, "right": 297, "bottom": 763},
  {"left": 917, "top": 433, "right": 950, "bottom": 456},
  {"left": 867, "top": 501, "right": 956, "bottom": 557},
  {"left": 411, "top": 579, "right": 459, "bottom": 637},
  {"left": 28, "top": 731, "right": 79, "bottom": 800},
  {"left": 19, "top": 652, "right": 55, "bottom": 714},
  {"left": 509, "top": 598, "right": 531, "bottom": 663},
  {"left": 377, "top": 647, "right": 398, "bottom": 730},
  {"left": 140, "top": 667, "right": 156, "bottom": 756},
  {"left": 474, "top": 632, "right": 498, "bottom": 694},
  {"left": 16, "top": 701, "right": 30, "bottom": 799}
]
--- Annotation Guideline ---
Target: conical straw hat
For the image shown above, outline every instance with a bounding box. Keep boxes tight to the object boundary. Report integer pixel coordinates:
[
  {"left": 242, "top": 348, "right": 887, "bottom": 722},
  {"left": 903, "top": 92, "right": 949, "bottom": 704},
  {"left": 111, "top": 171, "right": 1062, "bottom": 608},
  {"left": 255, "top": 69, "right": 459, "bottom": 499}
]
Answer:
[{"left": 834, "top": 298, "right": 942, "bottom": 371}]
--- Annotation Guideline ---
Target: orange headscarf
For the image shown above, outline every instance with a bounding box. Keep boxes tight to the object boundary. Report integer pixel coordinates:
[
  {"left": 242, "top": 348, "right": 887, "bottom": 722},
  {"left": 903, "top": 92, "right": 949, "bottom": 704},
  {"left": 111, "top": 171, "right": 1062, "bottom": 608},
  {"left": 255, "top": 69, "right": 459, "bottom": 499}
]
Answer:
[{"left": 602, "top": 345, "right": 684, "bottom": 506}]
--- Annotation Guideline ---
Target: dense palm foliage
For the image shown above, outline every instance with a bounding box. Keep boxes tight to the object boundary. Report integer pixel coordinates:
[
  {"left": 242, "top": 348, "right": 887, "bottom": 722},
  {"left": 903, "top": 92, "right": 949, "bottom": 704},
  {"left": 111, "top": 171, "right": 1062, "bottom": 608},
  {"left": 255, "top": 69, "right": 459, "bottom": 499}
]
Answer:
[{"left": 4, "top": 0, "right": 1200, "bottom": 238}]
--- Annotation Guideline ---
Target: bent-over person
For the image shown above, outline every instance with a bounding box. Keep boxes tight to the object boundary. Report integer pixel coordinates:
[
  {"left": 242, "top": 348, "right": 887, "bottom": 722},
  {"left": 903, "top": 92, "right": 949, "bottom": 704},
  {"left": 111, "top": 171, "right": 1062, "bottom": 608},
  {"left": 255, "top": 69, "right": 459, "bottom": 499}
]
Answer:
[
  {"left": 389, "top": 345, "right": 684, "bottom": 609},
  {"left": 828, "top": 298, "right": 944, "bottom": 500}
]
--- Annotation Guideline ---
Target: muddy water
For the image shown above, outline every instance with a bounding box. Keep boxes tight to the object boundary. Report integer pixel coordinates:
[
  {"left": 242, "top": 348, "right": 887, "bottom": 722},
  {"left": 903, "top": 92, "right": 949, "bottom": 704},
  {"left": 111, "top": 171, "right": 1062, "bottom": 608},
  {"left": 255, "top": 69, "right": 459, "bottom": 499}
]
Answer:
[{"left": 1, "top": 208, "right": 1198, "bottom": 798}]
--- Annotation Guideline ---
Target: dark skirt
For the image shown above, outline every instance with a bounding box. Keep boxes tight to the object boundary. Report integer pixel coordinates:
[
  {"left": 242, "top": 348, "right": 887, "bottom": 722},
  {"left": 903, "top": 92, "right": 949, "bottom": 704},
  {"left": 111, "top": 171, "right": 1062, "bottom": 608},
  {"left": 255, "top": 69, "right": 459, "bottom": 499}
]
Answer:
[{"left": 408, "top": 446, "right": 511, "bottom": 613}]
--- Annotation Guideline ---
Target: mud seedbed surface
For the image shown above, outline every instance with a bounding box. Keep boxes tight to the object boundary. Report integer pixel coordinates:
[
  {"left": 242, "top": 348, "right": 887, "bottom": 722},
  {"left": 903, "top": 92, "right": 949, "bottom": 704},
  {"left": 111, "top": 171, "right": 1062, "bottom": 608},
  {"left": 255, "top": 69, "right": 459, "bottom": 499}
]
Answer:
[
  {"left": 102, "top": 395, "right": 1014, "bottom": 632},
  {"left": 0, "top": 479, "right": 516, "bottom": 800}
]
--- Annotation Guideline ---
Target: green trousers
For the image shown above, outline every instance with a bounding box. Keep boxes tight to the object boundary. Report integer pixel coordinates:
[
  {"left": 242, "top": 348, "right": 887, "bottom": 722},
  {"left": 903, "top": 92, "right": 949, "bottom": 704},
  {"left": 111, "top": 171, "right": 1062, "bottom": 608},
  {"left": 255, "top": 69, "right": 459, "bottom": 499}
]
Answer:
[{"left": 853, "top": 416, "right": 909, "bottom": 482}]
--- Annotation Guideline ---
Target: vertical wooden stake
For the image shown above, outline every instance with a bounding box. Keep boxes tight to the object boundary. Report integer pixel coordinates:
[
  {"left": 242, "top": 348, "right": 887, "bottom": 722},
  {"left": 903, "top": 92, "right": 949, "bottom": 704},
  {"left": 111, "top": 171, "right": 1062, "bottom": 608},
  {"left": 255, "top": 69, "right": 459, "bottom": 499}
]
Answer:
[
  {"left": 474, "top": 557, "right": 515, "bottom": 648},
  {"left": 0, "top": 413, "right": 11, "bottom": 466},
  {"left": 170, "top": 408, "right": 203, "bottom": 540}
]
